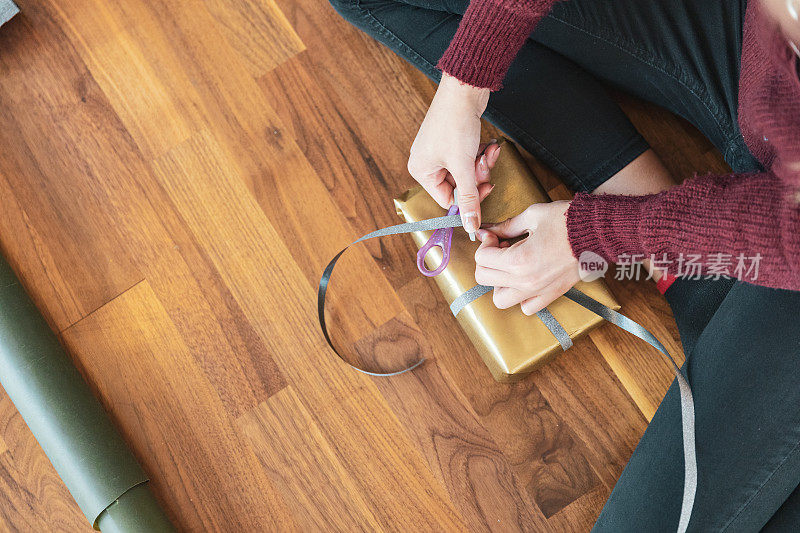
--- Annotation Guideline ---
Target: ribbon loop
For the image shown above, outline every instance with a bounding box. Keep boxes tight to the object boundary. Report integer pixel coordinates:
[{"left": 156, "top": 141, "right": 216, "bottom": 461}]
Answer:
[
  {"left": 318, "top": 214, "right": 695, "bottom": 533},
  {"left": 318, "top": 215, "right": 462, "bottom": 376}
]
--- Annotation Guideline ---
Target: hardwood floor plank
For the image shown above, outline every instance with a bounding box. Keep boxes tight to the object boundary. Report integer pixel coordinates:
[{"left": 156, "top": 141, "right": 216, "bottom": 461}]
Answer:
[
  {"left": 547, "top": 487, "right": 611, "bottom": 533},
  {"left": 49, "top": 0, "right": 390, "bottom": 344},
  {"left": 0, "top": 13, "right": 145, "bottom": 330},
  {"left": 247, "top": 154, "right": 406, "bottom": 349},
  {"left": 0, "top": 454, "right": 61, "bottom": 532},
  {"left": 43, "top": 0, "right": 199, "bottom": 159},
  {"left": 45, "top": 0, "right": 397, "bottom": 348},
  {"left": 151, "top": 129, "right": 467, "bottom": 530},
  {"left": 271, "top": 0, "right": 450, "bottom": 286},
  {"left": 398, "top": 277, "right": 602, "bottom": 521},
  {"left": 0, "top": 173, "right": 85, "bottom": 329},
  {"left": 238, "top": 386, "right": 383, "bottom": 532},
  {"left": 0, "top": 6, "right": 285, "bottom": 419},
  {"left": 353, "top": 313, "right": 549, "bottom": 531},
  {"left": 589, "top": 278, "right": 685, "bottom": 421},
  {"left": 0, "top": 395, "right": 90, "bottom": 531},
  {"left": 532, "top": 339, "right": 647, "bottom": 489},
  {"left": 61, "top": 280, "right": 299, "bottom": 532},
  {"left": 258, "top": 52, "right": 422, "bottom": 288},
  {"left": 202, "top": 0, "right": 304, "bottom": 76},
  {"left": 276, "top": 0, "right": 431, "bottom": 165}
]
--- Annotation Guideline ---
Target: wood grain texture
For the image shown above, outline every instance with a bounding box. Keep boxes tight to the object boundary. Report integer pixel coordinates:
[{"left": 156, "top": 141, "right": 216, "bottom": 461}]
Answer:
[
  {"left": 353, "top": 313, "right": 548, "bottom": 531},
  {"left": 0, "top": 0, "right": 729, "bottom": 529},
  {"left": 237, "top": 386, "right": 384, "bottom": 532},
  {"left": 0, "top": 10, "right": 145, "bottom": 330},
  {"left": 62, "top": 280, "right": 297, "bottom": 532},
  {"left": 0, "top": 396, "right": 88, "bottom": 532},
  {"left": 202, "top": 0, "right": 304, "bottom": 76}
]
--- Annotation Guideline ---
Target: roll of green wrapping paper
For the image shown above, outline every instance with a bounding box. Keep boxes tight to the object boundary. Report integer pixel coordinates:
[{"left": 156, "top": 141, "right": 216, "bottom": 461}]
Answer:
[{"left": 0, "top": 255, "right": 174, "bottom": 531}]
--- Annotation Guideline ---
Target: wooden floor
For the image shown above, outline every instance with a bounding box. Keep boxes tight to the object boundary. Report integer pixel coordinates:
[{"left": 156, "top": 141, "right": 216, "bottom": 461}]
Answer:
[{"left": 0, "top": 1, "right": 732, "bottom": 531}]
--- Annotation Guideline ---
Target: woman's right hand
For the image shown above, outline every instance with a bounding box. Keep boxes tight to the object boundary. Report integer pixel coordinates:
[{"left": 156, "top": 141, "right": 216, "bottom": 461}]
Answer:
[{"left": 408, "top": 74, "right": 494, "bottom": 235}]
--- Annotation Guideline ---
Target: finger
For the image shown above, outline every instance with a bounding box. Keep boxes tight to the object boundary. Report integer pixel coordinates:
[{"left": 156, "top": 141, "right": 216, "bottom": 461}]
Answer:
[
  {"left": 451, "top": 160, "right": 481, "bottom": 234},
  {"left": 477, "top": 138, "right": 496, "bottom": 157},
  {"left": 486, "top": 143, "right": 501, "bottom": 168},
  {"left": 475, "top": 229, "right": 517, "bottom": 268},
  {"left": 426, "top": 178, "right": 455, "bottom": 208},
  {"left": 474, "top": 230, "right": 511, "bottom": 270},
  {"left": 475, "top": 229, "right": 500, "bottom": 248},
  {"left": 520, "top": 279, "right": 572, "bottom": 315},
  {"left": 492, "top": 286, "right": 528, "bottom": 309},
  {"left": 474, "top": 265, "right": 516, "bottom": 287},
  {"left": 476, "top": 142, "right": 500, "bottom": 183},
  {"left": 478, "top": 182, "right": 494, "bottom": 202},
  {"left": 410, "top": 162, "right": 453, "bottom": 208},
  {"left": 520, "top": 294, "right": 551, "bottom": 316},
  {"left": 476, "top": 154, "right": 490, "bottom": 184},
  {"left": 487, "top": 210, "right": 533, "bottom": 240}
]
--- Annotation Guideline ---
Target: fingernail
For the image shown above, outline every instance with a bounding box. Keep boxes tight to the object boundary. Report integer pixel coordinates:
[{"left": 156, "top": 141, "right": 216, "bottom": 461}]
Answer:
[
  {"left": 479, "top": 155, "right": 488, "bottom": 173},
  {"left": 475, "top": 229, "right": 488, "bottom": 241},
  {"left": 463, "top": 213, "right": 479, "bottom": 233}
]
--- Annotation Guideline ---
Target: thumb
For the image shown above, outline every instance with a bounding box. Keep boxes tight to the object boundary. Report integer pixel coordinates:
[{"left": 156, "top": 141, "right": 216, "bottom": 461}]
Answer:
[
  {"left": 451, "top": 160, "right": 481, "bottom": 234},
  {"left": 487, "top": 209, "right": 534, "bottom": 239}
]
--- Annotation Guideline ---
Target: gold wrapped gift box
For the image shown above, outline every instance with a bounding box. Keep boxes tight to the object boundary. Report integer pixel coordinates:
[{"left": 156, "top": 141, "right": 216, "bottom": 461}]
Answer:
[{"left": 394, "top": 141, "right": 620, "bottom": 382}]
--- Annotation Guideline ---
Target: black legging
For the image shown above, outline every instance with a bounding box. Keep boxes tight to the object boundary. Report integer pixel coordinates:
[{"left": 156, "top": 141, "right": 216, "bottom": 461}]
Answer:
[{"left": 329, "top": 0, "right": 800, "bottom": 530}]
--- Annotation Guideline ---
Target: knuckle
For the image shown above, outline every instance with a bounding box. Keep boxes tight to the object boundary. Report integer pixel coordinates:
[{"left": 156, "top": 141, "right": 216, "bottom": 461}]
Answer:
[
  {"left": 523, "top": 205, "right": 540, "bottom": 220},
  {"left": 457, "top": 189, "right": 479, "bottom": 203},
  {"left": 407, "top": 158, "right": 421, "bottom": 177}
]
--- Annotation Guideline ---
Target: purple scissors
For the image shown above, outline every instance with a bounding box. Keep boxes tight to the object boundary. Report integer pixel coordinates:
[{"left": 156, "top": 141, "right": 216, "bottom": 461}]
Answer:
[{"left": 417, "top": 195, "right": 460, "bottom": 277}]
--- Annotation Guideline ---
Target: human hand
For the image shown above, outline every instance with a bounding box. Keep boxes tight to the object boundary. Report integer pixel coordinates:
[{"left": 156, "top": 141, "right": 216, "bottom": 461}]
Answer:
[
  {"left": 474, "top": 201, "right": 580, "bottom": 315},
  {"left": 408, "top": 74, "right": 492, "bottom": 235}
]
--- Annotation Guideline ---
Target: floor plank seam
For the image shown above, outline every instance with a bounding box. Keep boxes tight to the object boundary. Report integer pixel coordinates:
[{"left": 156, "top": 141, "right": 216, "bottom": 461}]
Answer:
[{"left": 59, "top": 278, "right": 147, "bottom": 334}]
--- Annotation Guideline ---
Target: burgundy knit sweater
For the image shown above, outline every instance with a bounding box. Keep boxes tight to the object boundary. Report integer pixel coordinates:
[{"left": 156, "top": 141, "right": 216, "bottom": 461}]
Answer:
[{"left": 438, "top": 0, "right": 800, "bottom": 289}]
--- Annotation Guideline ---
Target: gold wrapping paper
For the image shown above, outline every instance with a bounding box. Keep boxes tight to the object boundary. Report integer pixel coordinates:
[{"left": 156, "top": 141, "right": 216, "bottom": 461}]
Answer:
[{"left": 394, "top": 141, "right": 620, "bottom": 382}]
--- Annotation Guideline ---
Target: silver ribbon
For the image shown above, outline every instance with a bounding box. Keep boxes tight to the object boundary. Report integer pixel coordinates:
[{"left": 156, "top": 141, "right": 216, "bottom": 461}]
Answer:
[
  {"left": 449, "top": 284, "right": 572, "bottom": 350},
  {"left": 319, "top": 215, "right": 696, "bottom": 532},
  {"left": 564, "top": 288, "right": 696, "bottom": 532},
  {"left": 450, "top": 284, "right": 695, "bottom": 532}
]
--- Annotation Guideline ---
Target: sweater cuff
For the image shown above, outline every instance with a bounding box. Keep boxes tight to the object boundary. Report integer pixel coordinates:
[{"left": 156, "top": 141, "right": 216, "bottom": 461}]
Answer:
[
  {"left": 566, "top": 192, "right": 651, "bottom": 262},
  {"left": 437, "top": 0, "right": 553, "bottom": 90}
]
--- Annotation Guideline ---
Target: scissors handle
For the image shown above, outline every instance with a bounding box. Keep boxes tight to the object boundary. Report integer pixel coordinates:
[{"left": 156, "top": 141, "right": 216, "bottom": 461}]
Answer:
[{"left": 417, "top": 204, "right": 459, "bottom": 277}]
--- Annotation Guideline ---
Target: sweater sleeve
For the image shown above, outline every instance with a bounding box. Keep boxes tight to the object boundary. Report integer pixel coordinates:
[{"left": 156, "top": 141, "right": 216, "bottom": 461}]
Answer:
[
  {"left": 566, "top": 171, "right": 800, "bottom": 290},
  {"left": 437, "top": 0, "right": 559, "bottom": 90}
]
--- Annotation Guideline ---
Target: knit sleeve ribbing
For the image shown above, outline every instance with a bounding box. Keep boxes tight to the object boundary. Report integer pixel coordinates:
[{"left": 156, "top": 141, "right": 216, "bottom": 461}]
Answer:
[
  {"left": 566, "top": 171, "right": 800, "bottom": 290},
  {"left": 437, "top": 0, "right": 559, "bottom": 90}
]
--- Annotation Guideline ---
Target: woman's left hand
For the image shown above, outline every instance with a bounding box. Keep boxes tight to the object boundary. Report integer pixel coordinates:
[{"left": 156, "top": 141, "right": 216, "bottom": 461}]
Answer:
[{"left": 474, "top": 200, "right": 581, "bottom": 315}]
